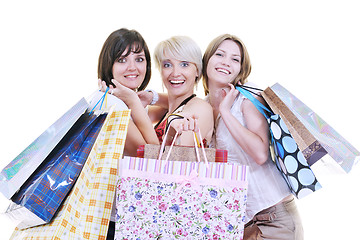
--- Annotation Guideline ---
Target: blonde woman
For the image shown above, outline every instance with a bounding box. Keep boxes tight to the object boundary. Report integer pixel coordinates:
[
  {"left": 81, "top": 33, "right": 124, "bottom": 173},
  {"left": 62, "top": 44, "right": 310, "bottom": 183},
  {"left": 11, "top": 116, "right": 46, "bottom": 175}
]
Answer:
[{"left": 150, "top": 36, "right": 213, "bottom": 146}]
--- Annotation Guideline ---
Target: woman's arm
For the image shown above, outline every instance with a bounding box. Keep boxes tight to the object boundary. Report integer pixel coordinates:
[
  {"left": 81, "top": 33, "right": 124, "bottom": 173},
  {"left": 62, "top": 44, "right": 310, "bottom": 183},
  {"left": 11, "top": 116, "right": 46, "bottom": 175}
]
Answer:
[
  {"left": 167, "top": 98, "right": 214, "bottom": 146},
  {"left": 137, "top": 90, "right": 169, "bottom": 109},
  {"left": 104, "top": 80, "right": 159, "bottom": 148},
  {"left": 123, "top": 120, "right": 148, "bottom": 157},
  {"left": 219, "top": 84, "right": 269, "bottom": 165},
  {"left": 137, "top": 90, "right": 169, "bottom": 124}
]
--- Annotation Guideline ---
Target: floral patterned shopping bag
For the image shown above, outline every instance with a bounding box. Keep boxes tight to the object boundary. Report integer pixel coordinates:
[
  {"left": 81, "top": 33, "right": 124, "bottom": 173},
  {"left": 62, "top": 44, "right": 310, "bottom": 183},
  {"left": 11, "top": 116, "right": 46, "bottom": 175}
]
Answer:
[{"left": 115, "top": 157, "right": 248, "bottom": 240}]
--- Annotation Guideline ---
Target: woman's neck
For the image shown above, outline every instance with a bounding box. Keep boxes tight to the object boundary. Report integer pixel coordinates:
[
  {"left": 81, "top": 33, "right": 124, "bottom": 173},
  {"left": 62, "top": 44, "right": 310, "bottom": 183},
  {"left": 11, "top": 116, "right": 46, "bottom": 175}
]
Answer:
[
  {"left": 208, "top": 82, "right": 228, "bottom": 119},
  {"left": 167, "top": 92, "right": 194, "bottom": 114},
  {"left": 208, "top": 79, "right": 227, "bottom": 109}
]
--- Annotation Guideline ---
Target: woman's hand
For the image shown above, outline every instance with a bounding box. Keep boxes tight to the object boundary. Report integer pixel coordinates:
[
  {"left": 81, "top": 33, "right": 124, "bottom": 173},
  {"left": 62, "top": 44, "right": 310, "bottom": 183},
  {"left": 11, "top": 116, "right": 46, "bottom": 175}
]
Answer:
[
  {"left": 98, "top": 79, "right": 138, "bottom": 106},
  {"left": 164, "top": 113, "right": 199, "bottom": 146},
  {"left": 219, "top": 83, "right": 239, "bottom": 115},
  {"left": 168, "top": 113, "right": 199, "bottom": 135},
  {"left": 137, "top": 90, "right": 153, "bottom": 107}
]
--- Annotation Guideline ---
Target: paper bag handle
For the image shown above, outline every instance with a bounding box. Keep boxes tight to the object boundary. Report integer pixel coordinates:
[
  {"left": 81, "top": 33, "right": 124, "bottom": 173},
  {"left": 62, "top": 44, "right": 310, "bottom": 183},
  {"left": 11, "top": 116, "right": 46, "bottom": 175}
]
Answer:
[
  {"left": 89, "top": 87, "right": 109, "bottom": 113},
  {"left": 158, "top": 123, "right": 209, "bottom": 169},
  {"left": 236, "top": 85, "right": 272, "bottom": 119}
]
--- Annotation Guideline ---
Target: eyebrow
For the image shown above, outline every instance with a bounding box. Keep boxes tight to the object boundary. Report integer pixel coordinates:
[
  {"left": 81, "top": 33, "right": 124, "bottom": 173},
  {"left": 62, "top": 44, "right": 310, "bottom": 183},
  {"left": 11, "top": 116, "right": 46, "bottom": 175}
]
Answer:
[
  {"left": 217, "top": 48, "right": 240, "bottom": 57},
  {"left": 120, "top": 51, "right": 146, "bottom": 58}
]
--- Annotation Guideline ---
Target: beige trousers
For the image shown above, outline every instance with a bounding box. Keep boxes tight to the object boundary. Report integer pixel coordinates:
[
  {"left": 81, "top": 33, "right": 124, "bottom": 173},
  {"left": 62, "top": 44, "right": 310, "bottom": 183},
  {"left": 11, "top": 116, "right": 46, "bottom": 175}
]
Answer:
[{"left": 244, "top": 197, "right": 304, "bottom": 240}]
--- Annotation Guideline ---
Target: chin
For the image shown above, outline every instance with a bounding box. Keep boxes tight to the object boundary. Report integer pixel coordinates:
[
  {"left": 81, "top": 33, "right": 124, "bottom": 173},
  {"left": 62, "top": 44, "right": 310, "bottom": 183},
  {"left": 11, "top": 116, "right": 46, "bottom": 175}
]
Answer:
[{"left": 125, "top": 82, "right": 141, "bottom": 90}]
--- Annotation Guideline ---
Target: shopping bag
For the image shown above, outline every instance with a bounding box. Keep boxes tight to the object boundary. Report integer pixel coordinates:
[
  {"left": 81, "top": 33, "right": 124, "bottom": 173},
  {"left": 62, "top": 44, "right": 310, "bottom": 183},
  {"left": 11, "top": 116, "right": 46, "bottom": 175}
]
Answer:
[
  {"left": 262, "top": 87, "right": 328, "bottom": 166},
  {"left": 137, "top": 144, "right": 228, "bottom": 163},
  {"left": 270, "top": 83, "right": 360, "bottom": 173},
  {"left": 0, "top": 98, "right": 89, "bottom": 199},
  {"left": 116, "top": 131, "right": 248, "bottom": 240},
  {"left": 237, "top": 85, "right": 321, "bottom": 199},
  {"left": 6, "top": 111, "right": 107, "bottom": 229},
  {"left": 9, "top": 109, "right": 131, "bottom": 240},
  {"left": 138, "top": 117, "right": 227, "bottom": 163}
]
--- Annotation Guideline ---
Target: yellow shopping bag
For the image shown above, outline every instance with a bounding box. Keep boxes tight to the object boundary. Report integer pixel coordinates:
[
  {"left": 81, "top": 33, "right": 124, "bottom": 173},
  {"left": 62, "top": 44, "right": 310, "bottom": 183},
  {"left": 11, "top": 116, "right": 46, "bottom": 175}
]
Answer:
[{"left": 9, "top": 110, "right": 130, "bottom": 240}]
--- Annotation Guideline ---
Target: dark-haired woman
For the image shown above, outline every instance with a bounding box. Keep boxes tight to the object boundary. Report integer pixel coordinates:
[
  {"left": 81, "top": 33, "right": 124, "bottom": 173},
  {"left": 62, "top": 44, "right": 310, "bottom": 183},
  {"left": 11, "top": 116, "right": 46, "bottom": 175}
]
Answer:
[
  {"left": 92, "top": 28, "right": 159, "bottom": 157},
  {"left": 92, "top": 28, "right": 159, "bottom": 240}
]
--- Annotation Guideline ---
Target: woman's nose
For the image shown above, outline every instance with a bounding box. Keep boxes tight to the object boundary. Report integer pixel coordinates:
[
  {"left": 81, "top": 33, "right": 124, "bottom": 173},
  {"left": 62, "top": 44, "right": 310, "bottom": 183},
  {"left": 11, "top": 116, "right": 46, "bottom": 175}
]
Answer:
[
  {"left": 127, "top": 59, "right": 136, "bottom": 70},
  {"left": 171, "top": 65, "right": 181, "bottom": 77},
  {"left": 221, "top": 57, "right": 231, "bottom": 67}
]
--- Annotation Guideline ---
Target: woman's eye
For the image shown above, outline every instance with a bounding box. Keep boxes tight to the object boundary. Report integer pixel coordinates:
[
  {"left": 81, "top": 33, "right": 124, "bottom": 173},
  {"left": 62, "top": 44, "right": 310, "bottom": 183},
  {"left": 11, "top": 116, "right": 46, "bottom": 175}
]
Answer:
[
  {"left": 163, "top": 62, "right": 171, "bottom": 68},
  {"left": 136, "top": 57, "right": 144, "bottom": 62},
  {"left": 118, "top": 57, "right": 126, "bottom": 63},
  {"left": 180, "top": 62, "right": 189, "bottom": 67},
  {"left": 233, "top": 58, "right": 240, "bottom": 63},
  {"left": 215, "top": 52, "right": 223, "bottom": 57}
]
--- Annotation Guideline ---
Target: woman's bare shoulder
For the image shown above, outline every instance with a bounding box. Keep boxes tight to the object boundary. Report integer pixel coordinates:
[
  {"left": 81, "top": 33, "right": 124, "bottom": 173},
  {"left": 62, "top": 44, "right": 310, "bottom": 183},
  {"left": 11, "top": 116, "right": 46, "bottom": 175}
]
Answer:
[{"left": 186, "top": 97, "right": 213, "bottom": 112}]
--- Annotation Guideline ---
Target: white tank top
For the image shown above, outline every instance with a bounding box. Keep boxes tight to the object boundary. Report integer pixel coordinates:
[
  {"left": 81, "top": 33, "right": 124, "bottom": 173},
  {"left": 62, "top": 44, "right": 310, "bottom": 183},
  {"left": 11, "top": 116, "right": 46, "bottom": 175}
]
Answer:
[{"left": 210, "top": 83, "right": 291, "bottom": 223}]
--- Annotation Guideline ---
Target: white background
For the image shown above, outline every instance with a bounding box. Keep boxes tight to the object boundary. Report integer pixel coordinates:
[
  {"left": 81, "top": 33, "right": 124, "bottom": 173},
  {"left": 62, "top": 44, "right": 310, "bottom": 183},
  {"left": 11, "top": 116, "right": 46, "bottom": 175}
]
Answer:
[{"left": 1, "top": 0, "right": 359, "bottom": 239}]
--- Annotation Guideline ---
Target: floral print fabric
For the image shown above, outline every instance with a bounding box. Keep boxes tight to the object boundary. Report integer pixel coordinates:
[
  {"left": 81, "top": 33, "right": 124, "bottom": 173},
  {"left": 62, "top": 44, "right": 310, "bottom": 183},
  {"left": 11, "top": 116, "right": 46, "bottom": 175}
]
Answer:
[{"left": 115, "top": 176, "right": 247, "bottom": 240}]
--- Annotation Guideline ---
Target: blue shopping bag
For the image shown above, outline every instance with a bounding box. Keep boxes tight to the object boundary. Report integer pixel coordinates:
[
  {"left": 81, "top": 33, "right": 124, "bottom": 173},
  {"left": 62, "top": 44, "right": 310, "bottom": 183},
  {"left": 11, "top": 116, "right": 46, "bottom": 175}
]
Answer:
[
  {"left": 0, "top": 98, "right": 88, "bottom": 199},
  {"left": 6, "top": 111, "right": 107, "bottom": 229}
]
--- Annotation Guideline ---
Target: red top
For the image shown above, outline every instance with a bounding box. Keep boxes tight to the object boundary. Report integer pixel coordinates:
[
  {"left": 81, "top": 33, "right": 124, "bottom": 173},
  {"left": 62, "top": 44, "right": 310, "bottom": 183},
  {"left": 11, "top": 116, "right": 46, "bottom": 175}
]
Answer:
[
  {"left": 153, "top": 94, "right": 207, "bottom": 146},
  {"left": 155, "top": 119, "right": 207, "bottom": 146},
  {"left": 155, "top": 120, "right": 166, "bottom": 143}
]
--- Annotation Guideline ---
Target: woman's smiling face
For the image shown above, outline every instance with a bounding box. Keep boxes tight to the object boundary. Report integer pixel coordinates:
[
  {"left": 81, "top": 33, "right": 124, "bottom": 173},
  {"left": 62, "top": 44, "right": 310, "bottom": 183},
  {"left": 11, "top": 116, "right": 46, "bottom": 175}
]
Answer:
[
  {"left": 160, "top": 56, "right": 198, "bottom": 97},
  {"left": 206, "top": 40, "right": 241, "bottom": 86},
  {"left": 112, "top": 48, "right": 147, "bottom": 90}
]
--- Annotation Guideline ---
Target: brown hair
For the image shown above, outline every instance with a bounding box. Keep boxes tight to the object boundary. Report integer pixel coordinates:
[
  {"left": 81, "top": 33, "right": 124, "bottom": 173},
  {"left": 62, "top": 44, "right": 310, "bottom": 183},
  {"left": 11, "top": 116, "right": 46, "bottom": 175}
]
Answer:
[{"left": 97, "top": 28, "right": 151, "bottom": 91}]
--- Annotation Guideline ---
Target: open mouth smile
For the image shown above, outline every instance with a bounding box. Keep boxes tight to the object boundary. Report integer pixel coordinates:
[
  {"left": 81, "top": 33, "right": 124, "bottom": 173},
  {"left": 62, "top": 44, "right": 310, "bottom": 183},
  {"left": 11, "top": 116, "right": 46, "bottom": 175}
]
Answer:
[
  {"left": 169, "top": 79, "right": 185, "bottom": 85},
  {"left": 124, "top": 74, "right": 139, "bottom": 79},
  {"left": 216, "top": 68, "right": 231, "bottom": 75}
]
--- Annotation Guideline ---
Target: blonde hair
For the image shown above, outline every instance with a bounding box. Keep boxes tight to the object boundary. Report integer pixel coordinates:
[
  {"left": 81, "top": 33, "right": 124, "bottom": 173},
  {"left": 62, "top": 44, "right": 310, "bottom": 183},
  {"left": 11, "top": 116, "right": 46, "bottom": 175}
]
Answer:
[
  {"left": 154, "top": 36, "right": 202, "bottom": 82},
  {"left": 202, "top": 34, "right": 251, "bottom": 95}
]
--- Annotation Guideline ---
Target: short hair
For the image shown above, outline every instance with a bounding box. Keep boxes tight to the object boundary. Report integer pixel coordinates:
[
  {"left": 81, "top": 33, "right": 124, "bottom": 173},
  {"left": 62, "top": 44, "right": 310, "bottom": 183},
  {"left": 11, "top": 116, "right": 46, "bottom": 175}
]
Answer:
[
  {"left": 202, "top": 34, "right": 251, "bottom": 95},
  {"left": 154, "top": 36, "right": 202, "bottom": 83},
  {"left": 97, "top": 28, "right": 151, "bottom": 91}
]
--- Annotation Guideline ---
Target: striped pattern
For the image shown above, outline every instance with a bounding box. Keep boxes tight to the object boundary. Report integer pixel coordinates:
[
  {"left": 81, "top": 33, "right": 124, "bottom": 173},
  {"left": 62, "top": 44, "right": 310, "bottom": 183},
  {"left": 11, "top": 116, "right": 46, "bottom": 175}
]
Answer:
[
  {"left": 10, "top": 110, "right": 130, "bottom": 240},
  {"left": 116, "top": 156, "right": 248, "bottom": 239},
  {"left": 122, "top": 157, "right": 247, "bottom": 182}
]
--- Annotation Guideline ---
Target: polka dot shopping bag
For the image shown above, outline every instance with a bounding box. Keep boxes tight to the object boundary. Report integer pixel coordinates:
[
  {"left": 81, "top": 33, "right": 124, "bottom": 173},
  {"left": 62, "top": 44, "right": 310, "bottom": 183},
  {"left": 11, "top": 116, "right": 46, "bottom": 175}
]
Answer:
[{"left": 237, "top": 85, "right": 321, "bottom": 199}]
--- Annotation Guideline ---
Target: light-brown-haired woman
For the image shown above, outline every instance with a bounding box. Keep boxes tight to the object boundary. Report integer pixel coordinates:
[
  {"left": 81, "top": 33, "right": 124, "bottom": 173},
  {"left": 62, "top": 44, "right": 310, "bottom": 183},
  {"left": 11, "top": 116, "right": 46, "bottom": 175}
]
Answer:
[{"left": 203, "top": 34, "right": 303, "bottom": 239}]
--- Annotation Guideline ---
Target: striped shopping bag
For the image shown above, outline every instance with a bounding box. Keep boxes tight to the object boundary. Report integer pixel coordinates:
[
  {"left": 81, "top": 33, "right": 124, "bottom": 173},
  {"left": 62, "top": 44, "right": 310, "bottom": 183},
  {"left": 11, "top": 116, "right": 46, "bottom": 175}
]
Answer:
[{"left": 116, "top": 157, "right": 248, "bottom": 240}]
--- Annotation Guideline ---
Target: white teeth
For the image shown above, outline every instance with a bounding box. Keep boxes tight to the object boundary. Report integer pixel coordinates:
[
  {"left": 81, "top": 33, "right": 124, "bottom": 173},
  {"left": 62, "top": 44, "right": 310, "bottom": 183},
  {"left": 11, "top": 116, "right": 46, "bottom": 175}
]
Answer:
[
  {"left": 216, "top": 68, "right": 230, "bottom": 74},
  {"left": 170, "top": 80, "right": 185, "bottom": 84},
  {"left": 125, "top": 75, "right": 137, "bottom": 79}
]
